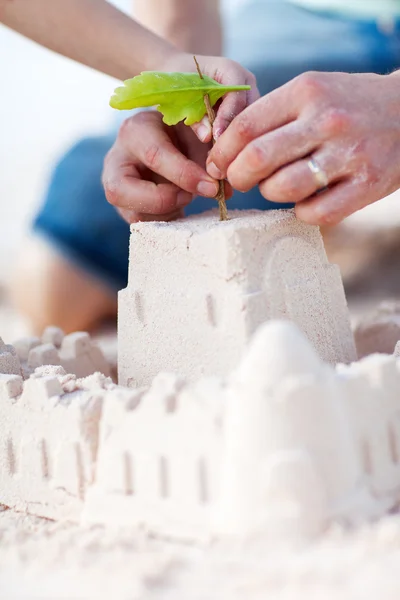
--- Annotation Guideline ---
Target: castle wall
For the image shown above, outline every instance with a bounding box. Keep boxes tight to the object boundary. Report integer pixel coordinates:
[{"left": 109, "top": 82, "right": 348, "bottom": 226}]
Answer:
[{"left": 119, "top": 210, "right": 356, "bottom": 387}]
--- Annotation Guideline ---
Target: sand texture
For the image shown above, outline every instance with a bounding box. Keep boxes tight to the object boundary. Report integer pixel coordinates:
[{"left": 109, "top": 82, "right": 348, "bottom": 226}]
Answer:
[
  {"left": 119, "top": 209, "right": 356, "bottom": 387},
  {"left": 1, "top": 210, "right": 400, "bottom": 599}
]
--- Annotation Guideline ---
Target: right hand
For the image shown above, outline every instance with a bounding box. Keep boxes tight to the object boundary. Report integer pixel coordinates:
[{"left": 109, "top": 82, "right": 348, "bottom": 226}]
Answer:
[{"left": 102, "top": 111, "right": 231, "bottom": 223}]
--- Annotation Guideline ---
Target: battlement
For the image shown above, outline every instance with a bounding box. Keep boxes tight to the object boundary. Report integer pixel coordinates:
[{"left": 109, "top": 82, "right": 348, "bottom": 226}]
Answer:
[
  {"left": 0, "top": 365, "right": 112, "bottom": 521},
  {"left": 11, "top": 326, "right": 110, "bottom": 379},
  {"left": 1, "top": 210, "right": 399, "bottom": 543},
  {"left": 1, "top": 320, "right": 400, "bottom": 542}
]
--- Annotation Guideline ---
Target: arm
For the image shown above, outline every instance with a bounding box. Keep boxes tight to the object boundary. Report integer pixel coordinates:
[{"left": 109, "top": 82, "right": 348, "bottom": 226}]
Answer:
[
  {"left": 133, "top": 0, "right": 222, "bottom": 55},
  {"left": 0, "top": 0, "right": 178, "bottom": 80}
]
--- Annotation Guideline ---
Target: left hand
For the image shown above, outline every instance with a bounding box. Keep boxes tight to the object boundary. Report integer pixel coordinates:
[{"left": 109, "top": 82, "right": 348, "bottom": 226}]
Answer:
[
  {"left": 102, "top": 111, "right": 232, "bottom": 224},
  {"left": 163, "top": 52, "right": 259, "bottom": 143},
  {"left": 206, "top": 71, "right": 400, "bottom": 226}
]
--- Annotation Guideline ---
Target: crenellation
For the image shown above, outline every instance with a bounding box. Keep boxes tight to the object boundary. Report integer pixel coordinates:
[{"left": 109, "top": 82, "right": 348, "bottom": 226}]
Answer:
[
  {"left": 354, "top": 302, "right": 400, "bottom": 358},
  {"left": 0, "top": 374, "right": 23, "bottom": 401},
  {"left": 20, "top": 376, "right": 63, "bottom": 409},
  {"left": 41, "top": 326, "right": 64, "bottom": 348},
  {"left": 1, "top": 318, "right": 400, "bottom": 540},
  {"left": 13, "top": 329, "right": 111, "bottom": 380},
  {"left": 0, "top": 339, "right": 21, "bottom": 376},
  {"left": 27, "top": 343, "right": 60, "bottom": 370},
  {"left": 3, "top": 209, "right": 400, "bottom": 544},
  {"left": 12, "top": 336, "right": 41, "bottom": 362}
]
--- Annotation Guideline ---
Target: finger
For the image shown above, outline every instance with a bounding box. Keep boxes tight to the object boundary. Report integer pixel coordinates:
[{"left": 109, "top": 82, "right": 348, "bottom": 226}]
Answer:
[
  {"left": 103, "top": 159, "right": 193, "bottom": 214},
  {"left": 191, "top": 115, "right": 213, "bottom": 143},
  {"left": 213, "top": 73, "right": 260, "bottom": 139},
  {"left": 295, "top": 179, "right": 370, "bottom": 226},
  {"left": 225, "top": 120, "right": 318, "bottom": 193},
  {"left": 122, "top": 113, "right": 219, "bottom": 198},
  {"left": 118, "top": 208, "right": 184, "bottom": 224},
  {"left": 259, "top": 148, "right": 352, "bottom": 204},
  {"left": 213, "top": 90, "right": 248, "bottom": 140},
  {"left": 207, "top": 80, "right": 299, "bottom": 179}
]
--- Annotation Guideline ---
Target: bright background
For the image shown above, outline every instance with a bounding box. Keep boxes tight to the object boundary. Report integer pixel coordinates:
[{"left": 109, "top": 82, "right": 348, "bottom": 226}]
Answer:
[
  {"left": 0, "top": 0, "right": 399, "bottom": 285},
  {"left": 0, "top": 0, "right": 131, "bottom": 281}
]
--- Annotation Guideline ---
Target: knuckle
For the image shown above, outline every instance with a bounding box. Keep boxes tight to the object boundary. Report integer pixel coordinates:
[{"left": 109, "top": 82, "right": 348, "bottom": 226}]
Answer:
[
  {"left": 263, "top": 177, "right": 298, "bottom": 202},
  {"left": 363, "top": 162, "right": 379, "bottom": 186},
  {"left": 350, "top": 142, "right": 378, "bottom": 184},
  {"left": 132, "top": 110, "right": 151, "bottom": 126},
  {"left": 319, "top": 108, "right": 352, "bottom": 137},
  {"left": 296, "top": 71, "right": 326, "bottom": 102},
  {"left": 317, "top": 210, "right": 343, "bottom": 226},
  {"left": 144, "top": 143, "right": 161, "bottom": 169},
  {"left": 176, "top": 161, "right": 194, "bottom": 192},
  {"left": 234, "top": 113, "right": 257, "bottom": 141},
  {"left": 153, "top": 185, "right": 171, "bottom": 215},
  {"left": 246, "top": 139, "right": 269, "bottom": 171},
  {"left": 278, "top": 179, "right": 299, "bottom": 201}
]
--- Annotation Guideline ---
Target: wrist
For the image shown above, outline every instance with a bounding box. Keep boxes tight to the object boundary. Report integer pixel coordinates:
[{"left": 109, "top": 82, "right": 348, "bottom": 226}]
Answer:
[
  {"left": 159, "top": 51, "right": 193, "bottom": 74},
  {"left": 134, "top": 0, "right": 222, "bottom": 55}
]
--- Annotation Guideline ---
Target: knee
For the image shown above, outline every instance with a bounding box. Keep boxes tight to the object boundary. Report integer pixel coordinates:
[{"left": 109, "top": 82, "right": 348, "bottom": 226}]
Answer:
[{"left": 9, "top": 237, "right": 117, "bottom": 335}]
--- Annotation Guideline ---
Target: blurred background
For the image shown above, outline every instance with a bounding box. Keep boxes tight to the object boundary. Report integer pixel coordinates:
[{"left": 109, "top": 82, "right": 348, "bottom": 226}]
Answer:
[
  {"left": 0, "top": 0, "right": 246, "bottom": 282},
  {"left": 1, "top": 0, "right": 400, "bottom": 342},
  {"left": 0, "top": 0, "right": 129, "bottom": 283}
]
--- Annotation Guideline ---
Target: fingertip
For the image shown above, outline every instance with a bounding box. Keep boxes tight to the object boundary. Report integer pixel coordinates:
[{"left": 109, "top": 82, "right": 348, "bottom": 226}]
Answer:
[
  {"left": 294, "top": 203, "right": 319, "bottom": 226},
  {"left": 206, "top": 161, "right": 223, "bottom": 180},
  {"left": 212, "top": 114, "right": 229, "bottom": 140},
  {"left": 117, "top": 207, "right": 139, "bottom": 224},
  {"left": 192, "top": 116, "right": 212, "bottom": 143}
]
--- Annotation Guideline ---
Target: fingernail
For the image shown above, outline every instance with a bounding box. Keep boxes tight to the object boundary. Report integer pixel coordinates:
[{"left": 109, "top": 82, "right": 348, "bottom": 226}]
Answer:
[
  {"left": 206, "top": 162, "right": 222, "bottom": 180},
  {"left": 197, "top": 180, "right": 219, "bottom": 197},
  {"left": 196, "top": 123, "right": 211, "bottom": 142},
  {"left": 213, "top": 127, "right": 223, "bottom": 140},
  {"left": 176, "top": 191, "right": 191, "bottom": 207}
]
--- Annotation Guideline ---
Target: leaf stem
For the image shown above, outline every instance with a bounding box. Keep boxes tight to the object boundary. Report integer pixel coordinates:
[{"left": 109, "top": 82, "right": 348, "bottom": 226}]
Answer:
[{"left": 193, "top": 56, "right": 228, "bottom": 221}]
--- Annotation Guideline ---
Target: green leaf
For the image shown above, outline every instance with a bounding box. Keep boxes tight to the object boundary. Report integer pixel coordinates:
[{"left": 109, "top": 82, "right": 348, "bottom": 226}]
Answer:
[{"left": 109, "top": 71, "right": 251, "bottom": 126}]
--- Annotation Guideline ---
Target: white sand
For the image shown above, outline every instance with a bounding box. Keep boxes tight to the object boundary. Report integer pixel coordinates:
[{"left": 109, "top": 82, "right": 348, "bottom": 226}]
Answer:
[{"left": 1, "top": 506, "right": 400, "bottom": 599}]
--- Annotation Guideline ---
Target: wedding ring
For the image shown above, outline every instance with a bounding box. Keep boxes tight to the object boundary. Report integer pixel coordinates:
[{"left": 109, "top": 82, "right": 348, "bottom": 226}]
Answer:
[{"left": 307, "top": 158, "right": 329, "bottom": 190}]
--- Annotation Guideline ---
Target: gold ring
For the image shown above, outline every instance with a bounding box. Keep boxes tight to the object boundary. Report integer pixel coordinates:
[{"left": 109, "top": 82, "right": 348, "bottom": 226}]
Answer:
[{"left": 307, "top": 158, "right": 329, "bottom": 190}]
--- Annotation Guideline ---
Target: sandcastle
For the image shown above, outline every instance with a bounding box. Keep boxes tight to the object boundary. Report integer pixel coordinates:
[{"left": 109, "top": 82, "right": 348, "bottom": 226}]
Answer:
[
  {"left": 119, "top": 210, "right": 356, "bottom": 386},
  {"left": 1, "top": 209, "right": 400, "bottom": 544}
]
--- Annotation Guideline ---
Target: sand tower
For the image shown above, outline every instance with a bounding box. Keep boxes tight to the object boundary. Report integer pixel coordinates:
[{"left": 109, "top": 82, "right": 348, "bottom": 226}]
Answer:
[{"left": 119, "top": 210, "right": 356, "bottom": 387}]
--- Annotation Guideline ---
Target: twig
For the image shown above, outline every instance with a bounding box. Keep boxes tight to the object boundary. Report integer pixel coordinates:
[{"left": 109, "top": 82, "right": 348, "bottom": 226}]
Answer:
[{"left": 193, "top": 56, "right": 228, "bottom": 221}]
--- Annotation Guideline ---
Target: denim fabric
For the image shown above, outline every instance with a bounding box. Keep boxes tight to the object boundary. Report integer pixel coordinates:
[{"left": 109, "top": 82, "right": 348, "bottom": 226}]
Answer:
[{"left": 33, "top": 0, "right": 400, "bottom": 290}]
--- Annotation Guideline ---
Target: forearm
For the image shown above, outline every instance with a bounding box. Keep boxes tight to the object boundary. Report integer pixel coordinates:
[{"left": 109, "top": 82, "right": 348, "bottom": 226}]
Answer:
[
  {"left": 133, "top": 0, "right": 222, "bottom": 55},
  {"left": 0, "top": 0, "right": 178, "bottom": 80}
]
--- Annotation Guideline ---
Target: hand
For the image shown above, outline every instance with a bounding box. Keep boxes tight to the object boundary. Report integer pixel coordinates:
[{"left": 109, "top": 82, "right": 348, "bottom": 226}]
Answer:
[
  {"left": 163, "top": 52, "right": 259, "bottom": 143},
  {"left": 102, "top": 111, "right": 232, "bottom": 224},
  {"left": 207, "top": 71, "right": 400, "bottom": 225}
]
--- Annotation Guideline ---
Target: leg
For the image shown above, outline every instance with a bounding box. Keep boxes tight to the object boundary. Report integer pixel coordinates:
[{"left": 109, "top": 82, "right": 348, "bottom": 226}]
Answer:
[
  {"left": 10, "top": 136, "right": 130, "bottom": 334},
  {"left": 11, "top": 236, "right": 117, "bottom": 334}
]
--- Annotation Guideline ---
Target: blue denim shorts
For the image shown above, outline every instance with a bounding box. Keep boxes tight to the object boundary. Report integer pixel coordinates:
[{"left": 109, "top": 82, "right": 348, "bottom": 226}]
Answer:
[{"left": 33, "top": 0, "right": 400, "bottom": 292}]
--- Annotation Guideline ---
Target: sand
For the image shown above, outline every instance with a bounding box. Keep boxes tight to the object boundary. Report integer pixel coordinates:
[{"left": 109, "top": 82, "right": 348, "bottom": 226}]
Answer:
[
  {"left": 2, "top": 208, "right": 400, "bottom": 599},
  {"left": 1, "top": 505, "right": 400, "bottom": 599}
]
